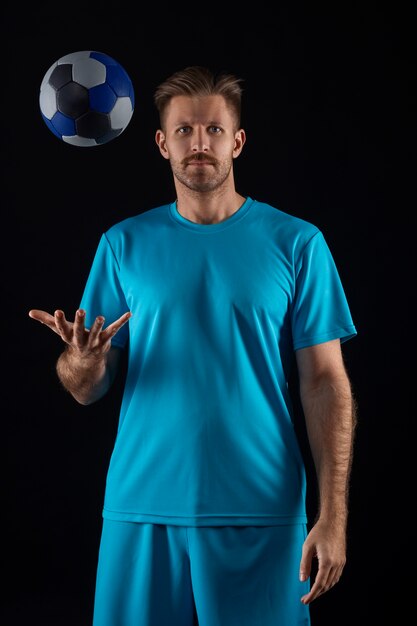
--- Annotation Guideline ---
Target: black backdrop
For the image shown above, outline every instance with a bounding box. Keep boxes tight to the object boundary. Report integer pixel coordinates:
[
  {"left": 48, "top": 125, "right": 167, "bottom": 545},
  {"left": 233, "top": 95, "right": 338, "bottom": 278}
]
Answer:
[{"left": 2, "top": 4, "right": 415, "bottom": 625}]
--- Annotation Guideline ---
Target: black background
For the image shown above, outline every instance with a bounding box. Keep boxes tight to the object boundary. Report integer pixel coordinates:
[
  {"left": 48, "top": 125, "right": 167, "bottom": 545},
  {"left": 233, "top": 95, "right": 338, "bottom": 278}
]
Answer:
[{"left": 2, "top": 3, "right": 415, "bottom": 625}]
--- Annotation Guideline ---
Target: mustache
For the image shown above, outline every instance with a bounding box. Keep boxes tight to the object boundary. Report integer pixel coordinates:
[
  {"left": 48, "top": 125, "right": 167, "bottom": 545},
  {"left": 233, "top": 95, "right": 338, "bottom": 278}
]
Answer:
[{"left": 183, "top": 154, "right": 216, "bottom": 165}]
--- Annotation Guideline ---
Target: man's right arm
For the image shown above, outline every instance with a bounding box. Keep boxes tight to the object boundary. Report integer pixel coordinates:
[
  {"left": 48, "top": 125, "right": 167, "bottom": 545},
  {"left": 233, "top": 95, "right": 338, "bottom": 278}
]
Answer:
[{"left": 29, "top": 308, "right": 131, "bottom": 405}]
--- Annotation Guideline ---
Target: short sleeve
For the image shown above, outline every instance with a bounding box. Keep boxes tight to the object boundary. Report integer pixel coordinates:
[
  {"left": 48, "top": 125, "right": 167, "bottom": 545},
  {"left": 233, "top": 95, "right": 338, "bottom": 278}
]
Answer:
[
  {"left": 79, "top": 233, "right": 129, "bottom": 348},
  {"left": 291, "top": 231, "right": 357, "bottom": 350}
]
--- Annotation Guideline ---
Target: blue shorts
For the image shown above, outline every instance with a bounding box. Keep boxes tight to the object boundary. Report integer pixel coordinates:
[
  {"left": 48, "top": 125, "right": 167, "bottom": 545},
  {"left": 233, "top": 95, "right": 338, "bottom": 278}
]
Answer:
[{"left": 93, "top": 519, "right": 311, "bottom": 626}]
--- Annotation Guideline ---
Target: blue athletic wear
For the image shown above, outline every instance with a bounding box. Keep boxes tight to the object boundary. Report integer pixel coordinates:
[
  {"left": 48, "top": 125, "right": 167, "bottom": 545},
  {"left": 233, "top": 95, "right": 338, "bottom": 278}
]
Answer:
[
  {"left": 93, "top": 519, "right": 311, "bottom": 626},
  {"left": 80, "top": 197, "right": 357, "bottom": 527}
]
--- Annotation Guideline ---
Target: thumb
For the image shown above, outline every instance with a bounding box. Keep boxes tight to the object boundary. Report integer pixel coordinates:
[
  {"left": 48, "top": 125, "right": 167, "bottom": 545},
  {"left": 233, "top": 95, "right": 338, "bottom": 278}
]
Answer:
[{"left": 299, "top": 540, "right": 315, "bottom": 582}]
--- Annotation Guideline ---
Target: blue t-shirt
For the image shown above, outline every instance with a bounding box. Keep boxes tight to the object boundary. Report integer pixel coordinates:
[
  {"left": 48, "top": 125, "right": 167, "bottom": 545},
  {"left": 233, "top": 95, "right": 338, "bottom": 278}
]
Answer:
[{"left": 80, "top": 197, "right": 357, "bottom": 526}]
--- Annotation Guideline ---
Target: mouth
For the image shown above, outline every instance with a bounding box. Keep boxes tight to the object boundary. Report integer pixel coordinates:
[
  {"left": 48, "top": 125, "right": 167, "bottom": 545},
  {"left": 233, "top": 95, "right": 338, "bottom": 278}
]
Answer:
[{"left": 187, "top": 160, "right": 214, "bottom": 166}]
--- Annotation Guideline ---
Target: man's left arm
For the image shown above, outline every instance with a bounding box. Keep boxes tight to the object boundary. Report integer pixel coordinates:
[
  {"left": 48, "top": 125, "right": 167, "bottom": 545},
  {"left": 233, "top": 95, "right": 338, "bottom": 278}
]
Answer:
[{"left": 295, "top": 338, "right": 357, "bottom": 605}]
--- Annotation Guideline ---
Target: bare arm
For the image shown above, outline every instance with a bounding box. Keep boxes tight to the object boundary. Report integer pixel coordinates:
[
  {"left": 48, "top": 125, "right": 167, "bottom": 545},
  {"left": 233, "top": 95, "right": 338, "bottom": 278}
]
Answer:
[
  {"left": 29, "top": 308, "right": 131, "bottom": 405},
  {"left": 295, "top": 338, "right": 357, "bottom": 605}
]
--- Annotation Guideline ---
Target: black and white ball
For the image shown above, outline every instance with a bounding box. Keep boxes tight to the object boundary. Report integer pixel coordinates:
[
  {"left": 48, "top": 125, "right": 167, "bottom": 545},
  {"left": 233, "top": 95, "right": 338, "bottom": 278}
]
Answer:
[{"left": 39, "top": 51, "right": 135, "bottom": 147}]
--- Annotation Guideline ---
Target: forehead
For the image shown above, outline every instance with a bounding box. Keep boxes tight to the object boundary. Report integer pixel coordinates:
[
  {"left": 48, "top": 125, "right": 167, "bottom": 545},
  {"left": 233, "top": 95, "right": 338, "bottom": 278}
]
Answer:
[{"left": 164, "top": 95, "right": 235, "bottom": 127}]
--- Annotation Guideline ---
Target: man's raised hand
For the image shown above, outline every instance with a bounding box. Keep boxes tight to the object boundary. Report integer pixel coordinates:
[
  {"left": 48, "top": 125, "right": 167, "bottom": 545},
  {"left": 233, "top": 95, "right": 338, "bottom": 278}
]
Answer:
[{"left": 28, "top": 308, "right": 132, "bottom": 356}]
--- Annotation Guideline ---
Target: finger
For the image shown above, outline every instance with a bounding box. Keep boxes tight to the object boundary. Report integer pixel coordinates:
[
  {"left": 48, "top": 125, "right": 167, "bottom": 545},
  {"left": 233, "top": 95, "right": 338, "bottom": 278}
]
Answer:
[
  {"left": 299, "top": 543, "right": 314, "bottom": 584},
  {"left": 73, "top": 309, "right": 88, "bottom": 346},
  {"left": 328, "top": 562, "right": 344, "bottom": 589},
  {"left": 335, "top": 562, "right": 345, "bottom": 584},
  {"left": 88, "top": 315, "right": 106, "bottom": 343},
  {"left": 28, "top": 309, "right": 59, "bottom": 332},
  {"left": 28, "top": 309, "right": 53, "bottom": 322},
  {"left": 101, "top": 311, "right": 132, "bottom": 342},
  {"left": 301, "top": 563, "right": 332, "bottom": 605},
  {"left": 54, "top": 309, "right": 73, "bottom": 343},
  {"left": 29, "top": 310, "right": 55, "bottom": 325}
]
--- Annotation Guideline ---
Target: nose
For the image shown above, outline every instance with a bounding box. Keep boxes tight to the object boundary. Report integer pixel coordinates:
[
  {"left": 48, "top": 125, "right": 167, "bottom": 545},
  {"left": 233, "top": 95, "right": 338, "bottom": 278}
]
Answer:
[{"left": 191, "top": 128, "right": 209, "bottom": 152}]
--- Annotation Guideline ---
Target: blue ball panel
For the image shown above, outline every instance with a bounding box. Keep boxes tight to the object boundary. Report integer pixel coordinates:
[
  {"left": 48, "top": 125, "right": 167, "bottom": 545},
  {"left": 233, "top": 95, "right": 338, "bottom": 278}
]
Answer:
[
  {"left": 89, "top": 83, "right": 117, "bottom": 113},
  {"left": 50, "top": 111, "right": 76, "bottom": 136},
  {"left": 41, "top": 113, "right": 62, "bottom": 139},
  {"left": 90, "top": 51, "right": 118, "bottom": 66},
  {"left": 105, "top": 64, "right": 134, "bottom": 101}
]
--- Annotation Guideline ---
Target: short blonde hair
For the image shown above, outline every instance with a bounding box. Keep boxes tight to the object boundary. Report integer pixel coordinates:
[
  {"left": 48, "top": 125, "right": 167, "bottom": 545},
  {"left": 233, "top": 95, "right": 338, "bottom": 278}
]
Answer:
[{"left": 154, "top": 65, "right": 244, "bottom": 130}]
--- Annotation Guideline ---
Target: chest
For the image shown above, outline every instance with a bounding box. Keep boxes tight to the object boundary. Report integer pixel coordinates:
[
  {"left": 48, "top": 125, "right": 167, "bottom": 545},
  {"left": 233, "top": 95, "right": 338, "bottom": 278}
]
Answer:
[{"left": 119, "top": 229, "right": 295, "bottom": 323}]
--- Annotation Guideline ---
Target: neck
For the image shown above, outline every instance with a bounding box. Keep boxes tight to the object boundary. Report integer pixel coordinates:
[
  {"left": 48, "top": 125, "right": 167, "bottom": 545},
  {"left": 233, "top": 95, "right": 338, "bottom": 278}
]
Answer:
[{"left": 175, "top": 185, "right": 246, "bottom": 225}]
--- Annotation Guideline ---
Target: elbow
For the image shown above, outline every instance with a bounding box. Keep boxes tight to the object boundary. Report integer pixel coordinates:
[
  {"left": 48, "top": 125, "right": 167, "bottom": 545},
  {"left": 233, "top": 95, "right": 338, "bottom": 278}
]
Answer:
[
  {"left": 75, "top": 395, "right": 95, "bottom": 406},
  {"left": 72, "top": 389, "right": 105, "bottom": 406}
]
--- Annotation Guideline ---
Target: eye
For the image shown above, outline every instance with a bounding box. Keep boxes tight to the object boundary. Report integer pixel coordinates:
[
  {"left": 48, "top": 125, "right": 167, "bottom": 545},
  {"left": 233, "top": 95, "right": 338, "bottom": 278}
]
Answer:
[
  {"left": 208, "top": 126, "right": 222, "bottom": 134},
  {"left": 177, "top": 126, "right": 191, "bottom": 134}
]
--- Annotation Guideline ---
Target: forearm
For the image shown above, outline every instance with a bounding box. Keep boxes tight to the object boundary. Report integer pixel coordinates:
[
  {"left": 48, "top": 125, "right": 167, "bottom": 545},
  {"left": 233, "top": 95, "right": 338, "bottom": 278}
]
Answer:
[
  {"left": 56, "top": 346, "right": 112, "bottom": 405},
  {"left": 301, "top": 374, "right": 357, "bottom": 526}
]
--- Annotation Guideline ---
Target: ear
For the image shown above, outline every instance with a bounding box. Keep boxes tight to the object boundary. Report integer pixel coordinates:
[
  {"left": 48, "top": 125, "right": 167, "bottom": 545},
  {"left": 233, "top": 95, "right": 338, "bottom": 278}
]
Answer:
[
  {"left": 232, "top": 128, "right": 246, "bottom": 158},
  {"left": 155, "top": 129, "right": 170, "bottom": 160}
]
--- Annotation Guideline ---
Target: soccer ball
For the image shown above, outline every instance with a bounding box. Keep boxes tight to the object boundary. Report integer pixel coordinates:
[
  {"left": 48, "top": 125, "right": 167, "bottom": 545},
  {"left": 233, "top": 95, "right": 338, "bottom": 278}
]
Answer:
[{"left": 39, "top": 51, "right": 135, "bottom": 147}]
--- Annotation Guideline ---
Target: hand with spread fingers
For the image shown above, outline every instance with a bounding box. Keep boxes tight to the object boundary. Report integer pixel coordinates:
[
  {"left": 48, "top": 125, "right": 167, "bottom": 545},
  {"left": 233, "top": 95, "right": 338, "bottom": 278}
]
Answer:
[
  {"left": 28, "top": 308, "right": 131, "bottom": 404},
  {"left": 29, "top": 308, "right": 131, "bottom": 354}
]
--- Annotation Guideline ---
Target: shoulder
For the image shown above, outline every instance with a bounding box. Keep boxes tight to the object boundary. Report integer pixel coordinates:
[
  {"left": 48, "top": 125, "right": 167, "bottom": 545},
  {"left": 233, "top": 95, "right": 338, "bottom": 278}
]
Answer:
[
  {"left": 251, "top": 199, "right": 319, "bottom": 235},
  {"left": 250, "top": 198, "right": 321, "bottom": 254},
  {"left": 95, "top": 204, "right": 171, "bottom": 259},
  {"left": 105, "top": 203, "right": 171, "bottom": 238},
  {"left": 102, "top": 204, "right": 172, "bottom": 251}
]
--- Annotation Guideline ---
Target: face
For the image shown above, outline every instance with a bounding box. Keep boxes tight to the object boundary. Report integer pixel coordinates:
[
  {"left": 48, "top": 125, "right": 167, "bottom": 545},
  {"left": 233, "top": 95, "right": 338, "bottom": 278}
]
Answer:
[{"left": 155, "top": 95, "right": 246, "bottom": 193}]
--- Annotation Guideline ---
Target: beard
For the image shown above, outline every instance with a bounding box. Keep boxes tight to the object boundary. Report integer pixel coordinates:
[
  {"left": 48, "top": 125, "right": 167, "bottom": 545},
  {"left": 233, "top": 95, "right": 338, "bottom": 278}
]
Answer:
[{"left": 170, "top": 155, "right": 233, "bottom": 193}]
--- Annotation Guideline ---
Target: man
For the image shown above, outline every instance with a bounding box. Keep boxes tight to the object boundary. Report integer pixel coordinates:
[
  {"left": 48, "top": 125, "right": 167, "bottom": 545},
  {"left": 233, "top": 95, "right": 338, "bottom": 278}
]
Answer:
[{"left": 29, "top": 65, "right": 357, "bottom": 626}]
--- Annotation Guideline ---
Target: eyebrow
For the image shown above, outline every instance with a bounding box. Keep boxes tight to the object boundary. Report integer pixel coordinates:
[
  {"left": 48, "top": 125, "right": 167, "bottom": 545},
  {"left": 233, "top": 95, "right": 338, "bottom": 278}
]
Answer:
[{"left": 174, "top": 120, "right": 224, "bottom": 127}]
